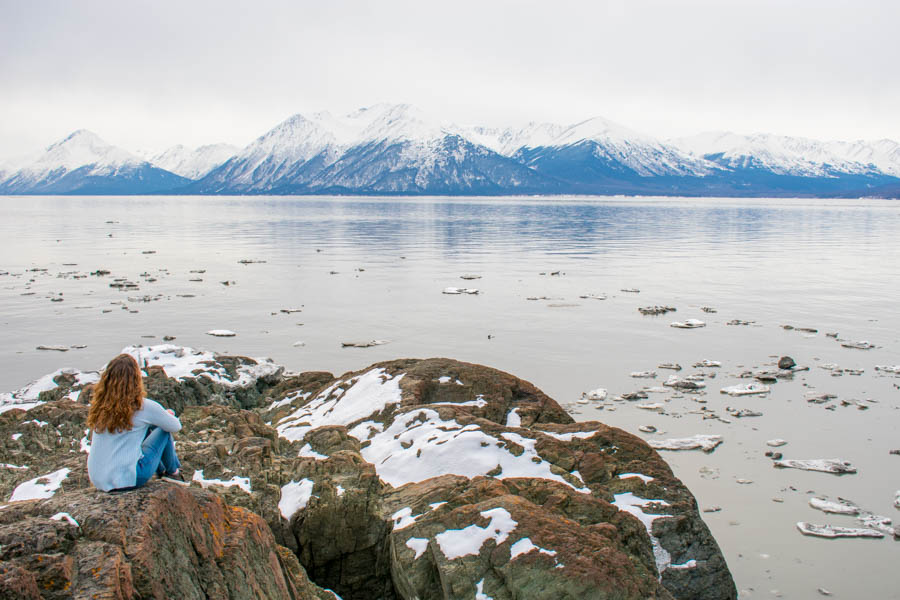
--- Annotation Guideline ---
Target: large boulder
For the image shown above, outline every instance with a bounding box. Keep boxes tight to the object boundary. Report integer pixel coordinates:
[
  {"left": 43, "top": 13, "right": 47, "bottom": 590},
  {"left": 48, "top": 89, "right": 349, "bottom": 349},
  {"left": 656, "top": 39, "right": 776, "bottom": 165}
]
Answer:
[
  {"left": 0, "top": 482, "right": 335, "bottom": 599},
  {"left": 0, "top": 347, "right": 737, "bottom": 600}
]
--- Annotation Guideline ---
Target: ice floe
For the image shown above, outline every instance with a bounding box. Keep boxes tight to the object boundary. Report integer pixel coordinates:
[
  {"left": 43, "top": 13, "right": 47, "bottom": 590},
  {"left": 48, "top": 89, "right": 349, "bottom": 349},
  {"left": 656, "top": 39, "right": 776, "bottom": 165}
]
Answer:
[
  {"left": 191, "top": 469, "right": 252, "bottom": 494},
  {"left": 206, "top": 329, "right": 237, "bottom": 337},
  {"left": 796, "top": 522, "right": 883, "bottom": 539},
  {"left": 442, "top": 287, "right": 480, "bottom": 295},
  {"left": 663, "top": 376, "right": 705, "bottom": 390},
  {"left": 840, "top": 340, "right": 875, "bottom": 349},
  {"left": 582, "top": 388, "right": 608, "bottom": 401},
  {"left": 435, "top": 507, "right": 517, "bottom": 559},
  {"left": 809, "top": 497, "right": 860, "bottom": 515},
  {"left": 649, "top": 435, "right": 723, "bottom": 453},
  {"left": 670, "top": 319, "right": 706, "bottom": 329},
  {"left": 773, "top": 459, "right": 856, "bottom": 474},
  {"left": 10, "top": 468, "right": 70, "bottom": 502},
  {"left": 341, "top": 340, "right": 390, "bottom": 348},
  {"left": 630, "top": 371, "right": 657, "bottom": 378},
  {"left": 720, "top": 383, "right": 770, "bottom": 396},
  {"left": 278, "top": 478, "right": 315, "bottom": 519},
  {"left": 875, "top": 365, "right": 900, "bottom": 374}
]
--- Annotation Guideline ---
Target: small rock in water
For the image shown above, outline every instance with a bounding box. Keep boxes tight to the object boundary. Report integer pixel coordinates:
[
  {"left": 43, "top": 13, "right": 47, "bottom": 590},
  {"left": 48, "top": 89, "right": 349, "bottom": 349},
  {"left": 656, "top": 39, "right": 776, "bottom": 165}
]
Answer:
[
  {"left": 670, "top": 319, "right": 706, "bottom": 329},
  {"left": 703, "top": 506, "right": 722, "bottom": 513},
  {"left": 701, "top": 306, "right": 717, "bottom": 313},
  {"left": 639, "top": 305, "right": 675, "bottom": 316},
  {"left": 805, "top": 392, "right": 837, "bottom": 404},
  {"left": 778, "top": 356, "right": 796, "bottom": 370},
  {"left": 620, "top": 391, "right": 649, "bottom": 400},
  {"left": 206, "top": 330, "right": 237, "bottom": 337},
  {"left": 726, "top": 319, "right": 753, "bottom": 326},
  {"left": 774, "top": 459, "right": 857, "bottom": 475},
  {"left": 163, "top": 336, "right": 176, "bottom": 341},
  {"left": 620, "top": 288, "right": 640, "bottom": 293},
  {"left": 664, "top": 376, "right": 705, "bottom": 390},
  {"left": 783, "top": 324, "right": 818, "bottom": 333},
  {"left": 280, "top": 308, "right": 303, "bottom": 314},
  {"left": 459, "top": 274, "right": 481, "bottom": 280}
]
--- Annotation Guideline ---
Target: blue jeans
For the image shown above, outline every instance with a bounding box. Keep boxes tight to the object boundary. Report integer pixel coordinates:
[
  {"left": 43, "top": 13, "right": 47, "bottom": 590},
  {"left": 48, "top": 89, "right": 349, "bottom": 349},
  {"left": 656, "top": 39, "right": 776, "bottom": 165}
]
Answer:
[{"left": 134, "top": 426, "right": 181, "bottom": 487}]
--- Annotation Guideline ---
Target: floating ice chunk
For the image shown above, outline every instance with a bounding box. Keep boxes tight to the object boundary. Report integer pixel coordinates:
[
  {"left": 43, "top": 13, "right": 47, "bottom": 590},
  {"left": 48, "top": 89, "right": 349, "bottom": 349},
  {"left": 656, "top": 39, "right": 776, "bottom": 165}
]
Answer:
[
  {"left": 442, "top": 287, "right": 480, "bottom": 295},
  {"left": 292, "top": 341, "right": 306, "bottom": 347},
  {"left": 649, "top": 435, "right": 723, "bottom": 453},
  {"left": 612, "top": 492, "right": 673, "bottom": 575},
  {"left": 727, "top": 408, "right": 762, "bottom": 418},
  {"left": 505, "top": 408, "right": 521, "bottom": 428},
  {"left": 693, "top": 360, "right": 721, "bottom": 368},
  {"left": 720, "top": 383, "right": 770, "bottom": 396},
  {"left": 298, "top": 444, "right": 328, "bottom": 459},
  {"left": 36, "top": 345, "right": 69, "bottom": 351},
  {"left": 459, "top": 274, "right": 481, "bottom": 280},
  {"left": 857, "top": 513, "right": 895, "bottom": 535},
  {"left": 582, "top": 388, "right": 607, "bottom": 401},
  {"left": 670, "top": 319, "right": 706, "bottom": 329},
  {"left": 206, "top": 329, "right": 236, "bottom": 337},
  {"left": 278, "top": 478, "right": 315, "bottom": 519},
  {"left": 341, "top": 340, "right": 390, "bottom": 348},
  {"left": 10, "top": 468, "right": 70, "bottom": 502},
  {"left": 875, "top": 365, "right": 900, "bottom": 374},
  {"left": 406, "top": 537, "right": 429, "bottom": 559},
  {"left": 796, "top": 522, "right": 883, "bottom": 539},
  {"left": 658, "top": 363, "right": 682, "bottom": 371},
  {"left": 435, "top": 507, "right": 517, "bottom": 559},
  {"left": 618, "top": 473, "right": 654, "bottom": 483},
  {"left": 192, "top": 469, "right": 251, "bottom": 494},
  {"left": 895, "top": 491, "right": 899, "bottom": 510},
  {"left": 841, "top": 340, "right": 874, "bottom": 349},
  {"left": 509, "top": 537, "right": 558, "bottom": 560},
  {"left": 809, "top": 497, "right": 860, "bottom": 515},
  {"left": 579, "top": 293, "right": 607, "bottom": 300},
  {"left": 630, "top": 371, "right": 657, "bottom": 378},
  {"left": 50, "top": 512, "right": 79, "bottom": 527},
  {"left": 637, "top": 403, "right": 665, "bottom": 411},
  {"left": 774, "top": 459, "right": 856, "bottom": 474}
]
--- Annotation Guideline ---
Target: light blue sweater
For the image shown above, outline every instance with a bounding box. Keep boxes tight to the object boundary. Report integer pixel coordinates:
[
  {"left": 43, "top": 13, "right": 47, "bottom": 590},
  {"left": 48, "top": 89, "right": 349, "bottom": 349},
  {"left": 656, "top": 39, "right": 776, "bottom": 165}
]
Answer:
[{"left": 87, "top": 398, "right": 182, "bottom": 492}]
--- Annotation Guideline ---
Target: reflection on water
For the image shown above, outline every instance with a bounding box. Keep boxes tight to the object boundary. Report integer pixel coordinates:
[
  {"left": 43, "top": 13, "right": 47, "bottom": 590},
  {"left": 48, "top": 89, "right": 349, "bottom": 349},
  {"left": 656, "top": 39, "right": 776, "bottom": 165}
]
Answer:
[{"left": 1, "top": 195, "right": 899, "bottom": 600}]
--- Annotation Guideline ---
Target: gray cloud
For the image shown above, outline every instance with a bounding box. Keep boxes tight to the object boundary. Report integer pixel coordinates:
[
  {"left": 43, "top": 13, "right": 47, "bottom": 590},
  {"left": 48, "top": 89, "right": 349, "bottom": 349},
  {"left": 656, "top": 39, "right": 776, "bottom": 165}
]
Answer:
[{"left": 2, "top": 0, "right": 898, "bottom": 159}]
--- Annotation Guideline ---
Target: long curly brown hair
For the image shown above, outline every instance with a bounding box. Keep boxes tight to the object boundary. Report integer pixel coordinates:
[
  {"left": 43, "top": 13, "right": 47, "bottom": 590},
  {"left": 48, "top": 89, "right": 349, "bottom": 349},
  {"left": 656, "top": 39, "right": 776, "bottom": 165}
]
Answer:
[{"left": 87, "top": 354, "right": 145, "bottom": 433}]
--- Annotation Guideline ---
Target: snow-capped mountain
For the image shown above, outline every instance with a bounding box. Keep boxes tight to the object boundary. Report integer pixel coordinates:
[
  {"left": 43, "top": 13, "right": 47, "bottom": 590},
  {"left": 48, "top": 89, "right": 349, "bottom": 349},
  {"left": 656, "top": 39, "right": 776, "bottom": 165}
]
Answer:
[
  {"left": 0, "top": 130, "right": 189, "bottom": 194},
  {"left": 196, "top": 104, "right": 552, "bottom": 194},
  {"left": 3, "top": 106, "right": 899, "bottom": 196},
  {"left": 673, "top": 132, "right": 900, "bottom": 178},
  {"left": 147, "top": 143, "right": 238, "bottom": 179}
]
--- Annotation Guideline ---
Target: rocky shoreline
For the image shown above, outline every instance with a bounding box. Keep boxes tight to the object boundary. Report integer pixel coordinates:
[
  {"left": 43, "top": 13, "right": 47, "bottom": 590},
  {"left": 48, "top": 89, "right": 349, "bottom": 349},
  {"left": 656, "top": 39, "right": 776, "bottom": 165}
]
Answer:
[{"left": 0, "top": 346, "right": 737, "bottom": 599}]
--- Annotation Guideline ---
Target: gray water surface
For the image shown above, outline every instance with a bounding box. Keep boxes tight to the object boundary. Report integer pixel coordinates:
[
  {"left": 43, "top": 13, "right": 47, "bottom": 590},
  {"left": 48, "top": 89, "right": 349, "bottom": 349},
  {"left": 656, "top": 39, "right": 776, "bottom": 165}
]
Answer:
[{"left": 1, "top": 195, "right": 898, "bottom": 599}]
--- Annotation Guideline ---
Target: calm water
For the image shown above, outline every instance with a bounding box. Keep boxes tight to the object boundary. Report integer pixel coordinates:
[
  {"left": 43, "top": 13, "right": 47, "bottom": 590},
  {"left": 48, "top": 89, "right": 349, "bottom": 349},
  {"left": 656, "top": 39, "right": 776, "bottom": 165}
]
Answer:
[{"left": 2, "top": 195, "right": 898, "bottom": 599}]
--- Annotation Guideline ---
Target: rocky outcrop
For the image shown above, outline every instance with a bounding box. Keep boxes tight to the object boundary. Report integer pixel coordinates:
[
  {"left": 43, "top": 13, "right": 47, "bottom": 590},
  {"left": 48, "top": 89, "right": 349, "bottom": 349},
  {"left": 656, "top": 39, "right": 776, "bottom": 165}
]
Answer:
[
  {"left": 0, "top": 347, "right": 737, "bottom": 600},
  {"left": 0, "top": 482, "right": 334, "bottom": 599}
]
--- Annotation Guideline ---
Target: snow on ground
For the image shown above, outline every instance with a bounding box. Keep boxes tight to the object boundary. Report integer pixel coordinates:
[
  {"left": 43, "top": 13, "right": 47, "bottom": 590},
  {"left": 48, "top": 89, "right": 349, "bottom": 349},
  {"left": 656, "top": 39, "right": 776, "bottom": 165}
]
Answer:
[
  {"left": 276, "top": 368, "right": 404, "bottom": 442},
  {"left": 405, "top": 537, "right": 429, "bottom": 559},
  {"left": 504, "top": 408, "right": 521, "bottom": 428},
  {"left": 122, "top": 345, "right": 279, "bottom": 389},
  {"left": 10, "top": 468, "right": 70, "bottom": 502},
  {"left": 358, "top": 408, "right": 590, "bottom": 491},
  {"left": 191, "top": 469, "right": 252, "bottom": 494},
  {"left": 278, "top": 478, "right": 315, "bottom": 519},
  {"left": 618, "top": 473, "right": 654, "bottom": 483},
  {"left": 0, "top": 368, "right": 99, "bottom": 413},
  {"left": 435, "top": 507, "right": 517, "bottom": 559},
  {"left": 298, "top": 443, "right": 328, "bottom": 459},
  {"left": 612, "top": 492, "right": 673, "bottom": 576},
  {"left": 509, "top": 537, "right": 558, "bottom": 560},
  {"left": 50, "top": 512, "right": 79, "bottom": 527}
]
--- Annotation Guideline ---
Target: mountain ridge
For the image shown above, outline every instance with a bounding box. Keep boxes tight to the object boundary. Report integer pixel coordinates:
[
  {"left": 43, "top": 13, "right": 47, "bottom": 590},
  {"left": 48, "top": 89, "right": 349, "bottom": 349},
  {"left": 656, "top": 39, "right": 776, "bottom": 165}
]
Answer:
[{"left": 2, "top": 105, "right": 898, "bottom": 197}]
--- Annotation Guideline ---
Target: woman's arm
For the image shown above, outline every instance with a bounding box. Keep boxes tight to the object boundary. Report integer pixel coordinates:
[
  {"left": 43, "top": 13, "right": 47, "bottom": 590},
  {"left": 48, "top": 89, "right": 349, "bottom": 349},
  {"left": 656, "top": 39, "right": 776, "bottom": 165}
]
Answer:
[{"left": 143, "top": 399, "right": 183, "bottom": 433}]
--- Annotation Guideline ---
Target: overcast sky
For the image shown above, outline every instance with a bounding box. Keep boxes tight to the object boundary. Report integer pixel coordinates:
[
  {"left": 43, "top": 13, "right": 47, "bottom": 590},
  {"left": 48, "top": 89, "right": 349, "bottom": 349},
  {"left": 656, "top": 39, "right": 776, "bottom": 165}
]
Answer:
[{"left": 2, "top": 0, "right": 899, "bottom": 159}]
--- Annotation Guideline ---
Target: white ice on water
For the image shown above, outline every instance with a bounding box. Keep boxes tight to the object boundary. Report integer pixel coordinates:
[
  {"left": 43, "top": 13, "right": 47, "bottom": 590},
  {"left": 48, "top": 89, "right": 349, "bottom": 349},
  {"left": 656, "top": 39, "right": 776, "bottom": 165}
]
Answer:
[
  {"left": 649, "top": 435, "right": 723, "bottom": 453},
  {"left": 720, "top": 383, "right": 770, "bottom": 396}
]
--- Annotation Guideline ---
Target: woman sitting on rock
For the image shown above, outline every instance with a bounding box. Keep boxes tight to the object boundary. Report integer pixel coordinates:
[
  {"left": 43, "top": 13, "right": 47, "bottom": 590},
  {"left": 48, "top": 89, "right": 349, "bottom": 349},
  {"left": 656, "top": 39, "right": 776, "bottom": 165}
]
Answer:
[{"left": 86, "top": 353, "right": 184, "bottom": 492}]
